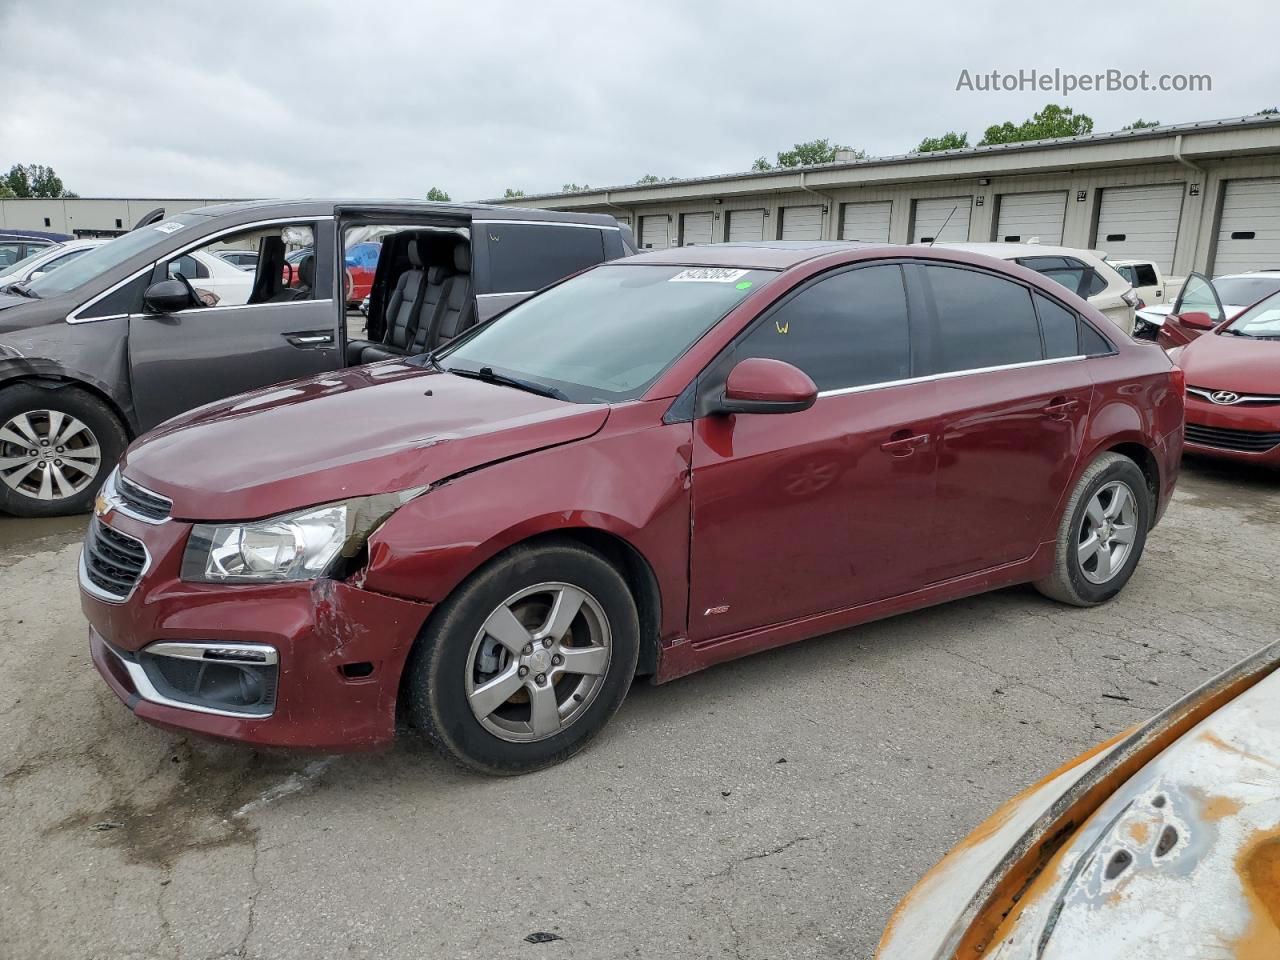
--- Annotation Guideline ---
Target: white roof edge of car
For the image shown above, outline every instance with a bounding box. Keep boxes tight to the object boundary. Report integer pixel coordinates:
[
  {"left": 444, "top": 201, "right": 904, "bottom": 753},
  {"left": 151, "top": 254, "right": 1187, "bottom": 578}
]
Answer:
[{"left": 930, "top": 241, "right": 1109, "bottom": 260}]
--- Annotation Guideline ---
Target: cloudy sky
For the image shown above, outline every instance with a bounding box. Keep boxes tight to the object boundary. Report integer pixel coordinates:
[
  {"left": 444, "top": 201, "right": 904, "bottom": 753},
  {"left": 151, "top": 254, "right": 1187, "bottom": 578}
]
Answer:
[{"left": 1, "top": 0, "right": 1274, "bottom": 202}]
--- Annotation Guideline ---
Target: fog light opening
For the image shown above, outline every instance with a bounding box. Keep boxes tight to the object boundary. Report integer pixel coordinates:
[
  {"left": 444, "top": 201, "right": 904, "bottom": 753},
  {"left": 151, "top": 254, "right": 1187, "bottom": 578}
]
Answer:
[{"left": 341, "top": 661, "right": 375, "bottom": 680}]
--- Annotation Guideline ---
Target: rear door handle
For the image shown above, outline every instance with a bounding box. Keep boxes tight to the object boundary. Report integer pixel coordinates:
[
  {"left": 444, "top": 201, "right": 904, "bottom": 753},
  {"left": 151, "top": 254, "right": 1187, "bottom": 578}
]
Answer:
[
  {"left": 880, "top": 430, "right": 930, "bottom": 457},
  {"left": 1043, "top": 398, "right": 1081, "bottom": 419}
]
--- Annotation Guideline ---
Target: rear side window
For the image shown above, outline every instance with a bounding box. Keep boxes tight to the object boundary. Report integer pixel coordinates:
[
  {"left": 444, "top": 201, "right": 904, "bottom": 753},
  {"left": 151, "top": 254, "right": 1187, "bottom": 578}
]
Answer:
[
  {"left": 1079, "top": 320, "right": 1114, "bottom": 356},
  {"left": 1134, "top": 264, "right": 1158, "bottom": 286},
  {"left": 1018, "top": 256, "right": 1104, "bottom": 298},
  {"left": 923, "top": 265, "right": 1042, "bottom": 372},
  {"left": 1033, "top": 292, "right": 1080, "bottom": 358},
  {"left": 735, "top": 264, "right": 911, "bottom": 391},
  {"left": 485, "top": 223, "right": 606, "bottom": 294}
]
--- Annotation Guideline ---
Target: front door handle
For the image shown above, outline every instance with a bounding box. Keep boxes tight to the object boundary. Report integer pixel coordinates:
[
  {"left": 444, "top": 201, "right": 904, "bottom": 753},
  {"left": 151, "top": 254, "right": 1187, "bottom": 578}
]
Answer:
[
  {"left": 880, "top": 430, "right": 930, "bottom": 457},
  {"left": 1043, "top": 398, "right": 1081, "bottom": 419},
  {"left": 284, "top": 330, "right": 334, "bottom": 347}
]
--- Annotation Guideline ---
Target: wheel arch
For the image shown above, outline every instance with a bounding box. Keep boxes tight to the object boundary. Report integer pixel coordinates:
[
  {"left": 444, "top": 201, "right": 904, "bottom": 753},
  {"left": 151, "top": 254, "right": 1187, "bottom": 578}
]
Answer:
[
  {"left": 0, "top": 371, "right": 136, "bottom": 437},
  {"left": 1105, "top": 440, "right": 1160, "bottom": 528}
]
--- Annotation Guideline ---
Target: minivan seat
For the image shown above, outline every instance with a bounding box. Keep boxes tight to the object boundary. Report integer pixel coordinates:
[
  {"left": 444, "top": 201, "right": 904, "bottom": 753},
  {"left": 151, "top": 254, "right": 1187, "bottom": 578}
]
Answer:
[
  {"left": 347, "top": 239, "right": 433, "bottom": 364},
  {"left": 424, "top": 241, "right": 475, "bottom": 348},
  {"left": 268, "top": 253, "right": 314, "bottom": 302}
]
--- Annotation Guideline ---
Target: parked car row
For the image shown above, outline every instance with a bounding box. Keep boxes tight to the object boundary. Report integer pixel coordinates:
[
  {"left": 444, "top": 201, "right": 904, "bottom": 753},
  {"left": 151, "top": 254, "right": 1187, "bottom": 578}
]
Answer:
[{"left": 74, "top": 226, "right": 1184, "bottom": 773}]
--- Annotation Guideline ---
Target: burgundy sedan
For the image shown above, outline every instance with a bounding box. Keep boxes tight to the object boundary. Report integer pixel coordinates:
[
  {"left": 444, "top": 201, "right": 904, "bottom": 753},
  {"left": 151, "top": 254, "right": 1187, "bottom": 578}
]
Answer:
[
  {"left": 1171, "top": 289, "right": 1280, "bottom": 466},
  {"left": 81, "top": 243, "right": 1185, "bottom": 774}
]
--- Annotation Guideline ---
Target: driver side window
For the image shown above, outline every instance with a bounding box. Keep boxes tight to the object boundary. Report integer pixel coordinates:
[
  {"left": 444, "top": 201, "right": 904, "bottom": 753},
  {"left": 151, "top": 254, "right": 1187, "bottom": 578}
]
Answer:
[{"left": 161, "top": 222, "right": 319, "bottom": 309}]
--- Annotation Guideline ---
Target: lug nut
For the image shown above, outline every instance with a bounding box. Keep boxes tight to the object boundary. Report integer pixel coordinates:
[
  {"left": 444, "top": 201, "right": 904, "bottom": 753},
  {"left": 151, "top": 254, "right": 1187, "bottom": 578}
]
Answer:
[
  {"left": 518, "top": 665, "right": 529, "bottom": 678},
  {"left": 54, "top": 459, "right": 62, "bottom": 466},
  {"left": 522, "top": 643, "right": 533, "bottom": 655},
  {"left": 56, "top": 446, "right": 64, "bottom": 453},
  {"left": 29, "top": 449, "right": 37, "bottom": 457},
  {"left": 552, "top": 654, "right": 563, "bottom": 666},
  {"left": 40, "top": 439, "right": 49, "bottom": 446},
  {"left": 534, "top": 673, "right": 546, "bottom": 685},
  {"left": 542, "top": 637, "right": 553, "bottom": 648}
]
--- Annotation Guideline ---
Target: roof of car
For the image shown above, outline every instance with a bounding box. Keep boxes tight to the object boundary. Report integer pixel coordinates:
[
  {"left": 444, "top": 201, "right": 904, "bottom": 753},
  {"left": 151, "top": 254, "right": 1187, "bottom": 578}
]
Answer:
[
  {"left": 621, "top": 240, "right": 890, "bottom": 270},
  {"left": 183, "top": 198, "right": 622, "bottom": 227}
]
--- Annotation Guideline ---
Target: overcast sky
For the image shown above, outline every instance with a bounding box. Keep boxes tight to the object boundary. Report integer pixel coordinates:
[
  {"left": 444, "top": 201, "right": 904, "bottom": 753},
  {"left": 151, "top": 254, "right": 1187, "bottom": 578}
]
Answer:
[{"left": 1, "top": 0, "right": 1274, "bottom": 202}]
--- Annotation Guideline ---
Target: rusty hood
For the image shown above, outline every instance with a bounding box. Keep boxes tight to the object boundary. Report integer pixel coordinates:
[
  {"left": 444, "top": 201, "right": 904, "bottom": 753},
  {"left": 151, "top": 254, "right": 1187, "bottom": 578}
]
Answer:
[
  {"left": 120, "top": 361, "right": 610, "bottom": 521},
  {"left": 877, "top": 640, "right": 1280, "bottom": 960}
]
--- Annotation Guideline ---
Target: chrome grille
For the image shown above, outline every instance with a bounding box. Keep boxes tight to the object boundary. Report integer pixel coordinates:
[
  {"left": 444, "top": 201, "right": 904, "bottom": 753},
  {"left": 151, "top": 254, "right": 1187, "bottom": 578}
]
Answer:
[
  {"left": 116, "top": 474, "right": 172, "bottom": 522},
  {"left": 1185, "top": 422, "right": 1280, "bottom": 453},
  {"left": 82, "top": 517, "right": 148, "bottom": 601}
]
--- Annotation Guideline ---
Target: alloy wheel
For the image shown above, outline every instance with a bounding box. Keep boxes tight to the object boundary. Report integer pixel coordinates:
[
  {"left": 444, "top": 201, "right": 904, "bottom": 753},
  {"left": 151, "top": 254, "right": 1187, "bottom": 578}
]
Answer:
[
  {"left": 464, "top": 582, "right": 612, "bottom": 743},
  {"left": 1077, "top": 480, "right": 1138, "bottom": 585},
  {"left": 0, "top": 410, "right": 102, "bottom": 501}
]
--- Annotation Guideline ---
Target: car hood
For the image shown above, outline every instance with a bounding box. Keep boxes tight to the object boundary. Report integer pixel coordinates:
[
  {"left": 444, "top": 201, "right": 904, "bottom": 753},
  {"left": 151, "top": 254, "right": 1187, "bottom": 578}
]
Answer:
[
  {"left": 1175, "top": 332, "right": 1280, "bottom": 394},
  {"left": 121, "top": 362, "right": 610, "bottom": 521},
  {"left": 1137, "top": 303, "right": 1247, "bottom": 324}
]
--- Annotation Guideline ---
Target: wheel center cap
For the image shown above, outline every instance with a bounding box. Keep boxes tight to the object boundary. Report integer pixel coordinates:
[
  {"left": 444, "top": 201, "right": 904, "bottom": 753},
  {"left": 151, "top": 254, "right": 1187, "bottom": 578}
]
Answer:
[{"left": 528, "top": 649, "right": 550, "bottom": 673}]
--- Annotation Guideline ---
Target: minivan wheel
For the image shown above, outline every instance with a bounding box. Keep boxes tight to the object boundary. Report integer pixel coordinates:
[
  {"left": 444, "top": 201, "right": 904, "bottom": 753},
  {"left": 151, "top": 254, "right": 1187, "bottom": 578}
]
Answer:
[
  {"left": 405, "top": 540, "right": 640, "bottom": 775},
  {"left": 0, "top": 384, "right": 128, "bottom": 517},
  {"left": 1035, "top": 452, "right": 1151, "bottom": 607}
]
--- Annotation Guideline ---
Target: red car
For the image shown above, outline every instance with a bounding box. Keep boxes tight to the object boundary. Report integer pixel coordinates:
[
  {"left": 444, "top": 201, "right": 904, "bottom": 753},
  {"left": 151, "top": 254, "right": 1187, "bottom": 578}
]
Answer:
[
  {"left": 1170, "top": 287, "right": 1280, "bottom": 466},
  {"left": 81, "top": 243, "right": 1184, "bottom": 773}
]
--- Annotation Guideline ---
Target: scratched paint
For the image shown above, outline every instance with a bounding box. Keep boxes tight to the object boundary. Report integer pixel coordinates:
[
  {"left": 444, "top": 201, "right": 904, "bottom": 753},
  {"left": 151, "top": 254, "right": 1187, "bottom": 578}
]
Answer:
[{"left": 877, "top": 640, "right": 1280, "bottom": 960}]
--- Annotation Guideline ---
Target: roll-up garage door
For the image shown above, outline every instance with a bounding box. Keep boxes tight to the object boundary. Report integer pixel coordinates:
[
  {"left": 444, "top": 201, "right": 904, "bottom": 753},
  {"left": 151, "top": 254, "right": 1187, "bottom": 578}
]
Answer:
[
  {"left": 1093, "top": 184, "right": 1183, "bottom": 273},
  {"left": 911, "top": 197, "right": 972, "bottom": 243},
  {"left": 639, "top": 215, "right": 669, "bottom": 250},
  {"left": 780, "top": 205, "right": 823, "bottom": 240},
  {"left": 995, "top": 191, "right": 1067, "bottom": 244},
  {"left": 681, "top": 212, "right": 714, "bottom": 246},
  {"left": 1212, "top": 178, "right": 1280, "bottom": 277},
  {"left": 840, "top": 201, "right": 891, "bottom": 242},
  {"left": 727, "top": 209, "right": 765, "bottom": 242}
]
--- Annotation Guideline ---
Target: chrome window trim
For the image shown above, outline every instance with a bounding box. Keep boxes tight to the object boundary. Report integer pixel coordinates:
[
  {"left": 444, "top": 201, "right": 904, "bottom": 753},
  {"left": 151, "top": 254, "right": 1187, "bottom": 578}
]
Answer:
[
  {"left": 67, "top": 215, "right": 334, "bottom": 324},
  {"left": 165, "top": 297, "right": 335, "bottom": 318},
  {"left": 100, "top": 640, "right": 278, "bottom": 719},
  {"left": 476, "top": 290, "right": 534, "bottom": 299},
  {"left": 472, "top": 218, "right": 620, "bottom": 231},
  {"left": 816, "top": 354, "right": 1087, "bottom": 399},
  {"left": 78, "top": 523, "right": 152, "bottom": 604},
  {"left": 1187, "top": 386, "right": 1280, "bottom": 405}
]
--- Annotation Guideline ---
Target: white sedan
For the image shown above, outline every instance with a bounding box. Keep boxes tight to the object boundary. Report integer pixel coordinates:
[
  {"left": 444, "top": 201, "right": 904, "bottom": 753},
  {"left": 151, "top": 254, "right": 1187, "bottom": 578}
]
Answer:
[
  {"left": 167, "top": 249, "right": 255, "bottom": 306},
  {"left": 0, "top": 238, "right": 108, "bottom": 290},
  {"left": 934, "top": 242, "right": 1138, "bottom": 335}
]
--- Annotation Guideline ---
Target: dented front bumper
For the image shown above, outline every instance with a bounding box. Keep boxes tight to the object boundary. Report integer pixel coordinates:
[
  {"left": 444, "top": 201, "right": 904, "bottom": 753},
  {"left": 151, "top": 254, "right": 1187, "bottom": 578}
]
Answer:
[{"left": 81, "top": 510, "right": 432, "bottom": 751}]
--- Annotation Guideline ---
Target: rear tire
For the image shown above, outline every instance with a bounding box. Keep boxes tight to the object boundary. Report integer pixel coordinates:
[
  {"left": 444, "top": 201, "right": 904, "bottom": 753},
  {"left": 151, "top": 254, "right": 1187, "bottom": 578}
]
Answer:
[
  {"left": 0, "top": 384, "right": 127, "bottom": 517},
  {"left": 1035, "top": 452, "right": 1150, "bottom": 607},
  {"left": 404, "top": 539, "right": 640, "bottom": 775}
]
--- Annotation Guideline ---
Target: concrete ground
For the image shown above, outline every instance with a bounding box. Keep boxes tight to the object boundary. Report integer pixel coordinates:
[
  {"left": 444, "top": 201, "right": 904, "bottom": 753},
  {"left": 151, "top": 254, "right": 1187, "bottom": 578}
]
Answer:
[{"left": 0, "top": 456, "right": 1276, "bottom": 960}]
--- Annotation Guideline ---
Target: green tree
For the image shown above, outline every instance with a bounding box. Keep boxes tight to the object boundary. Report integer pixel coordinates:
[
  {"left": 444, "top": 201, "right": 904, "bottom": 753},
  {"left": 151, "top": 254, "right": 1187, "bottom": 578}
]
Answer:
[
  {"left": 3, "top": 163, "right": 75, "bottom": 198},
  {"left": 561, "top": 183, "right": 591, "bottom": 193},
  {"left": 425, "top": 186, "right": 451, "bottom": 202},
  {"left": 753, "top": 139, "right": 863, "bottom": 171},
  {"left": 1122, "top": 119, "right": 1161, "bottom": 130},
  {"left": 502, "top": 188, "right": 525, "bottom": 198},
  {"left": 915, "top": 131, "right": 969, "bottom": 152},
  {"left": 978, "top": 104, "right": 1094, "bottom": 146},
  {"left": 1257, "top": 107, "right": 1279, "bottom": 115},
  {"left": 0, "top": 181, "right": 13, "bottom": 199},
  {"left": 635, "top": 174, "right": 678, "bottom": 184}
]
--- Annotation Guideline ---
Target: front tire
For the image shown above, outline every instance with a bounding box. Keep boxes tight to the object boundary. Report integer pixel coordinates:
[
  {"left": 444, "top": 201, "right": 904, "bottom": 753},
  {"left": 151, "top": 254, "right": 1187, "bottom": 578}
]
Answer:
[
  {"left": 0, "top": 384, "right": 128, "bottom": 517},
  {"left": 1035, "top": 452, "right": 1151, "bottom": 607},
  {"left": 404, "top": 539, "right": 640, "bottom": 775}
]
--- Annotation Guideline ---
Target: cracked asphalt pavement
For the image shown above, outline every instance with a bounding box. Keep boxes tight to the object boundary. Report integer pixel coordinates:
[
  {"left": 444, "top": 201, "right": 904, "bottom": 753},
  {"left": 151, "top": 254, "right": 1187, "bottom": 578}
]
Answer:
[{"left": 1, "top": 456, "right": 1276, "bottom": 959}]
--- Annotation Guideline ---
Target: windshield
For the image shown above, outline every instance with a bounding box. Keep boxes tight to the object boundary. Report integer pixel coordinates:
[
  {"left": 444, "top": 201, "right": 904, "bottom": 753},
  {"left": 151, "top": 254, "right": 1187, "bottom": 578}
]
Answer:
[
  {"left": 25, "top": 214, "right": 210, "bottom": 298},
  {"left": 438, "top": 264, "right": 773, "bottom": 402},
  {"left": 1213, "top": 275, "right": 1280, "bottom": 307},
  {"left": 1225, "top": 292, "right": 1280, "bottom": 338},
  {"left": 1, "top": 244, "right": 64, "bottom": 278}
]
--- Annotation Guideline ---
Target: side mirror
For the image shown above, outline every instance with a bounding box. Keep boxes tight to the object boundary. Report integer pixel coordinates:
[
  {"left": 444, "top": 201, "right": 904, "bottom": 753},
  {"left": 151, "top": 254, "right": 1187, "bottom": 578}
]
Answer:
[
  {"left": 715, "top": 357, "right": 818, "bottom": 415},
  {"left": 1177, "top": 311, "right": 1216, "bottom": 331},
  {"left": 29, "top": 270, "right": 47, "bottom": 280},
  {"left": 143, "top": 278, "right": 195, "bottom": 314}
]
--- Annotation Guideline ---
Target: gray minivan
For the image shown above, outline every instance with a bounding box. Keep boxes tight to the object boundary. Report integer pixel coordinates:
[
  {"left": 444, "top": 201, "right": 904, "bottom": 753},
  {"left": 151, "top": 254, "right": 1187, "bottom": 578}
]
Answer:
[{"left": 0, "top": 200, "right": 633, "bottom": 517}]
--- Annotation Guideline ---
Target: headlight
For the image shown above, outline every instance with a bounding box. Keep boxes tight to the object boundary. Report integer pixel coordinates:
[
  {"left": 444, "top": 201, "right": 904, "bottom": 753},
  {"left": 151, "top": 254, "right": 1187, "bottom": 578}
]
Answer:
[{"left": 181, "top": 489, "right": 423, "bottom": 583}]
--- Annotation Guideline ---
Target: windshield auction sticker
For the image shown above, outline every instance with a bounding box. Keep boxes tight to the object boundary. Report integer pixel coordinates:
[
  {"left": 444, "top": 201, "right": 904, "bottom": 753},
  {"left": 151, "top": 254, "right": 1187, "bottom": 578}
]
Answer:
[
  {"left": 153, "top": 221, "right": 186, "bottom": 234},
  {"left": 668, "top": 268, "right": 750, "bottom": 283}
]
